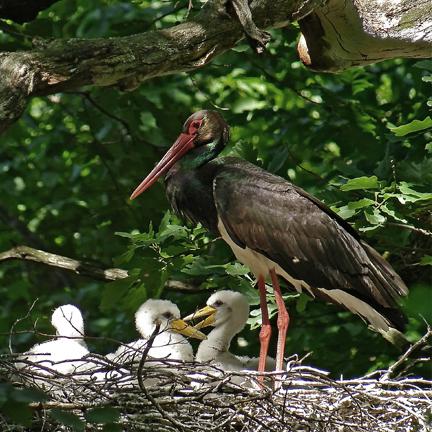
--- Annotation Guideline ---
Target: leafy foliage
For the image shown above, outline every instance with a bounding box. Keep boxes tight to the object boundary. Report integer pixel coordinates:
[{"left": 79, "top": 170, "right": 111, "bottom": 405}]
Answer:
[{"left": 0, "top": 4, "right": 431, "bottom": 420}]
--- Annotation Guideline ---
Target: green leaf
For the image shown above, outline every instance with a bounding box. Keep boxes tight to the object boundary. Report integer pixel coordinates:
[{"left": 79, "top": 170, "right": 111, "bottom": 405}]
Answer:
[
  {"left": 347, "top": 198, "right": 375, "bottom": 210},
  {"left": 341, "top": 176, "right": 379, "bottom": 191},
  {"left": 414, "top": 60, "right": 432, "bottom": 71},
  {"left": 85, "top": 407, "right": 120, "bottom": 424},
  {"left": 332, "top": 205, "right": 356, "bottom": 220},
  {"left": 2, "top": 401, "right": 33, "bottom": 426},
  {"left": 403, "top": 283, "right": 432, "bottom": 322},
  {"left": 419, "top": 255, "right": 432, "bottom": 266},
  {"left": 101, "top": 270, "right": 140, "bottom": 312},
  {"left": 296, "top": 293, "right": 310, "bottom": 313},
  {"left": 12, "top": 387, "right": 49, "bottom": 403},
  {"left": 225, "top": 262, "right": 250, "bottom": 276},
  {"left": 50, "top": 410, "right": 85, "bottom": 431},
  {"left": 398, "top": 182, "right": 432, "bottom": 201},
  {"left": 380, "top": 204, "right": 407, "bottom": 223},
  {"left": 364, "top": 209, "right": 386, "bottom": 225},
  {"left": 388, "top": 116, "right": 432, "bottom": 136}
]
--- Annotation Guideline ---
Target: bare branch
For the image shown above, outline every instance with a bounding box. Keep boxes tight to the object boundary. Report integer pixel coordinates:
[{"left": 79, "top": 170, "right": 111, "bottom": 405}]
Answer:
[
  {"left": 1, "top": 0, "right": 431, "bottom": 133},
  {"left": 0, "top": 0, "right": 315, "bottom": 134},
  {"left": 382, "top": 325, "right": 432, "bottom": 380},
  {"left": 387, "top": 223, "right": 432, "bottom": 238},
  {"left": 0, "top": 245, "right": 203, "bottom": 293}
]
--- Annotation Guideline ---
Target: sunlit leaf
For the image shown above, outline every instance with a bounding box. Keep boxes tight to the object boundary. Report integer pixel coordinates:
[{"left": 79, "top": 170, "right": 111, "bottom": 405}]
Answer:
[
  {"left": 341, "top": 176, "right": 379, "bottom": 191},
  {"left": 388, "top": 116, "right": 432, "bottom": 136},
  {"left": 419, "top": 255, "right": 432, "bottom": 266},
  {"left": 364, "top": 209, "right": 386, "bottom": 225}
]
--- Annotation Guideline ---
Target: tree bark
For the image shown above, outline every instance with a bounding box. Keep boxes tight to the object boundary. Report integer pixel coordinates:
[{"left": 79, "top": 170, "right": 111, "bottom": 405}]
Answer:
[
  {"left": 0, "top": 0, "right": 431, "bottom": 134},
  {"left": 297, "top": 0, "right": 432, "bottom": 71},
  {"left": 0, "top": 245, "right": 203, "bottom": 293},
  {"left": 0, "top": 0, "right": 316, "bottom": 134}
]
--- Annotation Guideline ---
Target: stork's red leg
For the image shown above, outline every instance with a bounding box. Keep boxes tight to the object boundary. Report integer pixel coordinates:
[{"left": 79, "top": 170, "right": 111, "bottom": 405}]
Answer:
[
  {"left": 257, "top": 274, "right": 271, "bottom": 380},
  {"left": 270, "top": 268, "right": 290, "bottom": 372}
]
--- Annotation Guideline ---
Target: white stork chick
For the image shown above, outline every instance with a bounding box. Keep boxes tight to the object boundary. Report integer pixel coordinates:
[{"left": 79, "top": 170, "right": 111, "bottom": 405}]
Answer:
[
  {"left": 107, "top": 299, "right": 206, "bottom": 364},
  {"left": 17, "top": 304, "right": 89, "bottom": 375},
  {"left": 185, "top": 290, "right": 276, "bottom": 372}
]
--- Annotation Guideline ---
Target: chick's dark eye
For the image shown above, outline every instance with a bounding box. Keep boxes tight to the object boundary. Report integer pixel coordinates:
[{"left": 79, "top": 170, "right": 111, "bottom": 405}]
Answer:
[
  {"left": 213, "top": 300, "right": 223, "bottom": 307},
  {"left": 192, "top": 121, "right": 201, "bottom": 129},
  {"left": 162, "top": 312, "right": 173, "bottom": 319}
]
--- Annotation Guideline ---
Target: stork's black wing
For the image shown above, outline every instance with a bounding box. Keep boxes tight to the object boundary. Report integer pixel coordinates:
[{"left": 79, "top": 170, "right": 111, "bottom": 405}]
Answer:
[{"left": 213, "top": 157, "right": 408, "bottom": 331}]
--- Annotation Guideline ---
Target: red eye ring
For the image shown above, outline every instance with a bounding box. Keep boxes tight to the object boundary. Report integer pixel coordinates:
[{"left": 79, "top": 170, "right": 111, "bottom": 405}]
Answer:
[{"left": 188, "top": 119, "right": 203, "bottom": 134}]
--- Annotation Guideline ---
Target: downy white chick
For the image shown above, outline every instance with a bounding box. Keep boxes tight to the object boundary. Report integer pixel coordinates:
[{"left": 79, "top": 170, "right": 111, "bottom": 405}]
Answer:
[
  {"left": 17, "top": 304, "right": 89, "bottom": 375},
  {"left": 185, "top": 290, "right": 276, "bottom": 371},
  {"left": 107, "top": 299, "right": 206, "bottom": 364}
]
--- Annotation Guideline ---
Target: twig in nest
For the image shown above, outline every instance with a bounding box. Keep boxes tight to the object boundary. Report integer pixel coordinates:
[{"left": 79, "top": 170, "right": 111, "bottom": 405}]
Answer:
[
  {"left": 137, "top": 324, "right": 189, "bottom": 431},
  {"left": 137, "top": 323, "right": 161, "bottom": 392},
  {"left": 382, "top": 324, "right": 432, "bottom": 380},
  {"left": 9, "top": 299, "right": 39, "bottom": 354}
]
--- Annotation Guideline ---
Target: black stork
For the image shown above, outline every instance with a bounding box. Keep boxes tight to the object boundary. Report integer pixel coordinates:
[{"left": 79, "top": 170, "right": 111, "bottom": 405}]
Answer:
[{"left": 130, "top": 110, "right": 408, "bottom": 375}]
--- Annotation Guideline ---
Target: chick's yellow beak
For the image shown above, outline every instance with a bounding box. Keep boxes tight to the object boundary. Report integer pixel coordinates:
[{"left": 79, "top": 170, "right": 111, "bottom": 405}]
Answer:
[
  {"left": 169, "top": 318, "right": 207, "bottom": 340},
  {"left": 183, "top": 305, "right": 217, "bottom": 330}
]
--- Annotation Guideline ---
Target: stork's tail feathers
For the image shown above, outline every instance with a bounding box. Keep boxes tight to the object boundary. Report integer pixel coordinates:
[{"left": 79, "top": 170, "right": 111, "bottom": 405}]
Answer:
[
  {"left": 315, "top": 286, "right": 408, "bottom": 346},
  {"left": 360, "top": 241, "right": 409, "bottom": 339},
  {"left": 375, "top": 326, "right": 409, "bottom": 349},
  {"left": 362, "top": 241, "right": 409, "bottom": 300}
]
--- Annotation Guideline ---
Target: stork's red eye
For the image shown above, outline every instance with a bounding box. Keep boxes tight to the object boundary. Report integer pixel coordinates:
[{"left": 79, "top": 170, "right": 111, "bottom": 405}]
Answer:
[{"left": 188, "top": 119, "right": 202, "bottom": 134}]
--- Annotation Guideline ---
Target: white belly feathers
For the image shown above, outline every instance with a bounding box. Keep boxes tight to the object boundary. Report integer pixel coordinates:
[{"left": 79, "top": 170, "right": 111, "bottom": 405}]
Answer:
[{"left": 217, "top": 218, "right": 313, "bottom": 295}]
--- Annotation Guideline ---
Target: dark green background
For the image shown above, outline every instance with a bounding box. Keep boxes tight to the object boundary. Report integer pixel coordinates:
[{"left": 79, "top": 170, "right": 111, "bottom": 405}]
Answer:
[{"left": 1, "top": 0, "right": 431, "bottom": 381}]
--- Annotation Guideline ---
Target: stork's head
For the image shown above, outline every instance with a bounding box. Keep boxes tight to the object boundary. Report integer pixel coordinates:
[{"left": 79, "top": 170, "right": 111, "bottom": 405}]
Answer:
[{"left": 130, "top": 110, "right": 229, "bottom": 200}]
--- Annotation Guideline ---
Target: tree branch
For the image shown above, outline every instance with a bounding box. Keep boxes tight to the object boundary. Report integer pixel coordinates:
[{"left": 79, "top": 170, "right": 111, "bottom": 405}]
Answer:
[
  {"left": 0, "top": 0, "right": 317, "bottom": 134},
  {"left": 297, "top": 0, "right": 432, "bottom": 71},
  {"left": 0, "top": 245, "right": 203, "bottom": 293},
  {"left": 1, "top": 0, "right": 431, "bottom": 134}
]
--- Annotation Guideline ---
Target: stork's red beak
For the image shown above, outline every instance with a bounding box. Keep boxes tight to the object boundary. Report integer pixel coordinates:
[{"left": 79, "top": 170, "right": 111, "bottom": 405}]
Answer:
[{"left": 130, "top": 132, "right": 196, "bottom": 200}]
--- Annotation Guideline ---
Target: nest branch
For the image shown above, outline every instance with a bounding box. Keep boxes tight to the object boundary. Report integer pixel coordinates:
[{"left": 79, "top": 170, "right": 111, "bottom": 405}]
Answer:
[{"left": 2, "top": 333, "right": 431, "bottom": 432}]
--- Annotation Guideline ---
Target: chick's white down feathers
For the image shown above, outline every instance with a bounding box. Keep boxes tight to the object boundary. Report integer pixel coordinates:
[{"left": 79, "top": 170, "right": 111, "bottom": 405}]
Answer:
[
  {"left": 195, "top": 290, "right": 275, "bottom": 371},
  {"left": 108, "top": 299, "right": 194, "bottom": 363},
  {"left": 17, "top": 304, "right": 89, "bottom": 375}
]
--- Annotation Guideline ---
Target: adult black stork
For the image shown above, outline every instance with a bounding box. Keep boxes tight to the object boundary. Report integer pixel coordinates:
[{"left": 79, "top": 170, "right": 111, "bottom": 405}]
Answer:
[{"left": 130, "top": 110, "right": 408, "bottom": 375}]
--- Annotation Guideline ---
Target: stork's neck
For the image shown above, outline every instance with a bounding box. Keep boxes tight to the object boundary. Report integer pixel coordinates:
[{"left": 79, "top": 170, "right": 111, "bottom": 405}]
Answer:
[{"left": 172, "top": 139, "right": 223, "bottom": 173}]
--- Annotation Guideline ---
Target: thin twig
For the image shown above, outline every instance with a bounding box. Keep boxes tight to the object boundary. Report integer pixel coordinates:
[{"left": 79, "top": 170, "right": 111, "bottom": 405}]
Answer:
[
  {"left": 137, "top": 325, "right": 191, "bottom": 432},
  {"left": 9, "top": 299, "right": 39, "bottom": 354},
  {"left": 387, "top": 223, "right": 432, "bottom": 238},
  {"left": 382, "top": 325, "right": 432, "bottom": 380}
]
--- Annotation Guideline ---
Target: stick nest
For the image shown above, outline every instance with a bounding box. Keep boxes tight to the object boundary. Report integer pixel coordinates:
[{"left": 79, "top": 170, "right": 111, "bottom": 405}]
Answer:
[{"left": 1, "top": 332, "right": 431, "bottom": 432}]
